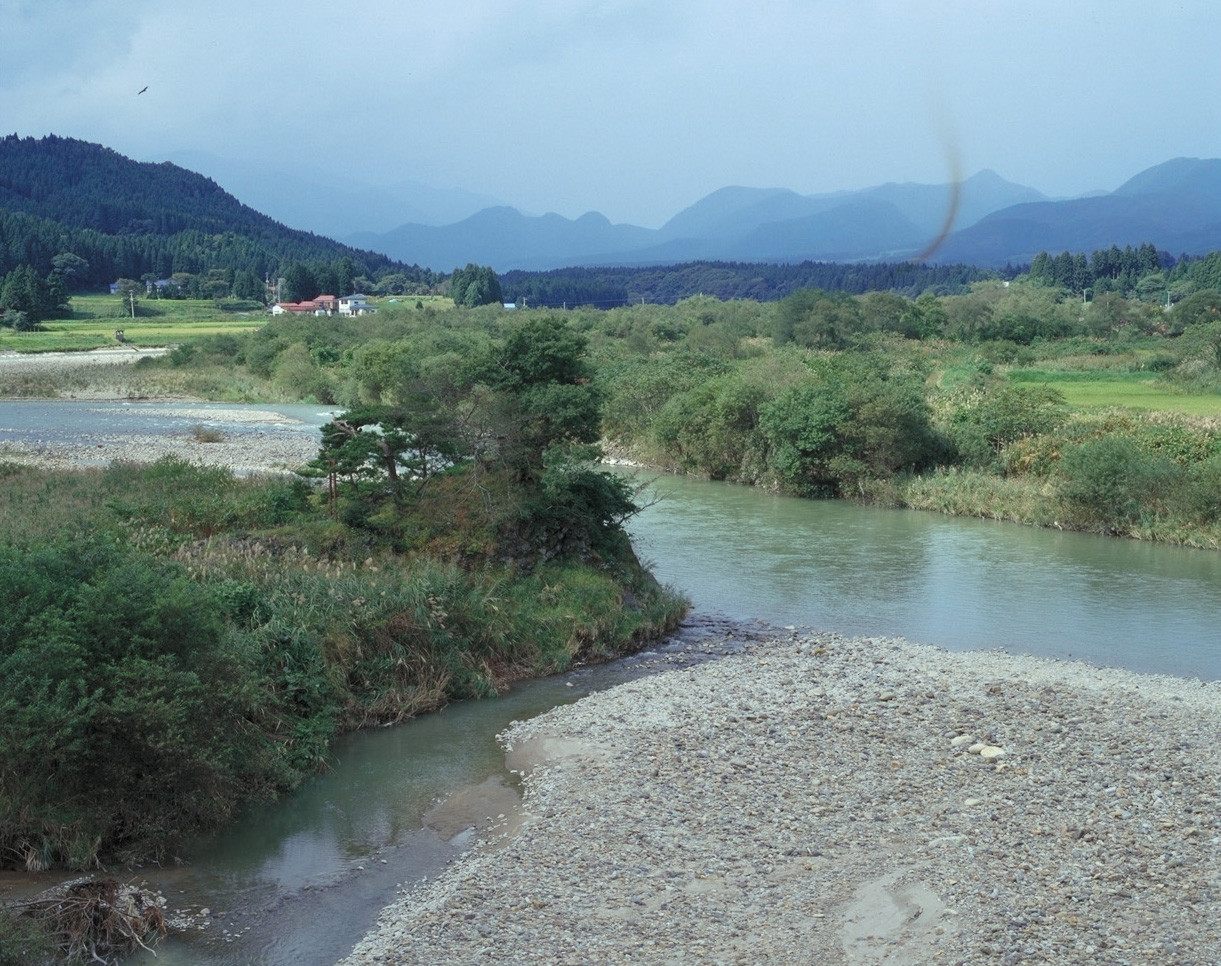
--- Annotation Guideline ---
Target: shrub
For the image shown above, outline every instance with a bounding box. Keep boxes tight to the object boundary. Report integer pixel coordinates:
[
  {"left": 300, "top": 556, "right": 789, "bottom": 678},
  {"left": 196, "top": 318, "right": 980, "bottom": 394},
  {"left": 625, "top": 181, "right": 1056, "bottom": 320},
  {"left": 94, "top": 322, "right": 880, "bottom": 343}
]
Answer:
[
  {"left": 0, "top": 539, "right": 268, "bottom": 867},
  {"left": 760, "top": 356, "right": 943, "bottom": 495},
  {"left": 653, "top": 373, "right": 771, "bottom": 480},
  {"left": 949, "top": 384, "right": 1068, "bottom": 469},
  {"left": 1057, "top": 438, "right": 1183, "bottom": 530}
]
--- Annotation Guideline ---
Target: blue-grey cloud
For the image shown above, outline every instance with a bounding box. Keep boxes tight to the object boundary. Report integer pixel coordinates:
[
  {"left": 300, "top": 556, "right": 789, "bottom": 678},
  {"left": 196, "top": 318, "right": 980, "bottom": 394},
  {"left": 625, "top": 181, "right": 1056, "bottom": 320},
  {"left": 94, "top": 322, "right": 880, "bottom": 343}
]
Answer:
[{"left": 2, "top": 0, "right": 1219, "bottom": 226}]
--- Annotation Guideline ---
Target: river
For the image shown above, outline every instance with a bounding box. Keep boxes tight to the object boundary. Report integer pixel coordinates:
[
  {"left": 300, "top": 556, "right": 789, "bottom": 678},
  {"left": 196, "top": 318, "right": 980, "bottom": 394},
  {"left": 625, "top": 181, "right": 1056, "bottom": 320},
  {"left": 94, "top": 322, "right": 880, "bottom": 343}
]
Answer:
[{"left": 1, "top": 400, "right": 1217, "bottom": 963}]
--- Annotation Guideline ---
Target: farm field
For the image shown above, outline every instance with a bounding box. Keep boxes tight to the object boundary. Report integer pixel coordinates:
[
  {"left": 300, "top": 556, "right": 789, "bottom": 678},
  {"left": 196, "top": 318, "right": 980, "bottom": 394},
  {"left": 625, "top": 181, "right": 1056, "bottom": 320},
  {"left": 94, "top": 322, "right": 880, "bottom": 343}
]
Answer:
[
  {"left": 0, "top": 295, "right": 267, "bottom": 353},
  {"left": 1008, "top": 368, "right": 1221, "bottom": 417}
]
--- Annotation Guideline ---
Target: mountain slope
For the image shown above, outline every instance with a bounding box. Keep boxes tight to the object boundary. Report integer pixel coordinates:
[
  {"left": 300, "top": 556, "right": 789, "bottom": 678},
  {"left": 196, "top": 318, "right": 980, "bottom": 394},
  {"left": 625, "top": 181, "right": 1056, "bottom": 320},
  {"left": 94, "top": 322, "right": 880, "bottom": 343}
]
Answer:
[
  {"left": 0, "top": 135, "right": 425, "bottom": 286},
  {"left": 936, "top": 158, "right": 1221, "bottom": 265},
  {"left": 166, "top": 151, "right": 502, "bottom": 236}
]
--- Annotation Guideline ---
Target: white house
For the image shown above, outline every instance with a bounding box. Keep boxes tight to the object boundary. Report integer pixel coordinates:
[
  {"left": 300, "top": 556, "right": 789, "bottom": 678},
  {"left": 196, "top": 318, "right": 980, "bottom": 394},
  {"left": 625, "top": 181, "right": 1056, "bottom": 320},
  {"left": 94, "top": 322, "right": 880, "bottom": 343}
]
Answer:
[
  {"left": 338, "top": 293, "right": 375, "bottom": 315},
  {"left": 272, "top": 293, "right": 377, "bottom": 316}
]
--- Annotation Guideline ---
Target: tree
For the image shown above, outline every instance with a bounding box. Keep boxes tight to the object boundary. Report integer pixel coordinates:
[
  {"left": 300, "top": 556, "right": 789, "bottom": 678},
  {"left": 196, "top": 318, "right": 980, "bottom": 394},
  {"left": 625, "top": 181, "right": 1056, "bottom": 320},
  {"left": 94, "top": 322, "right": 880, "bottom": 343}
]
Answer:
[
  {"left": 773, "top": 288, "right": 864, "bottom": 348},
  {"left": 949, "top": 384, "right": 1068, "bottom": 467},
  {"left": 1170, "top": 290, "right": 1221, "bottom": 335},
  {"left": 308, "top": 404, "right": 465, "bottom": 512},
  {"left": 760, "top": 355, "right": 942, "bottom": 495},
  {"left": 114, "top": 278, "right": 142, "bottom": 318},
  {"left": 450, "top": 264, "right": 502, "bottom": 307},
  {"left": 50, "top": 252, "right": 89, "bottom": 285},
  {"left": 0, "top": 265, "right": 67, "bottom": 322},
  {"left": 281, "top": 263, "right": 318, "bottom": 302},
  {"left": 232, "top": 269, "right": 264, "bottom": 302}
]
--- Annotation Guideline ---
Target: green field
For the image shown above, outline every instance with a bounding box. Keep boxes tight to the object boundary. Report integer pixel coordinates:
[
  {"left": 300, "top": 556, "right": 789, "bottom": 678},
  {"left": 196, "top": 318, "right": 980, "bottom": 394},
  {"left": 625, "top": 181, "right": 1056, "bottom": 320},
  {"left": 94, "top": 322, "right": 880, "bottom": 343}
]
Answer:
[
  {"left": 1, "top": 295, "right": 268, "bottom": 352},
  {"left": 1009, "top": 369, "right": 1221, "bottom": 417}
]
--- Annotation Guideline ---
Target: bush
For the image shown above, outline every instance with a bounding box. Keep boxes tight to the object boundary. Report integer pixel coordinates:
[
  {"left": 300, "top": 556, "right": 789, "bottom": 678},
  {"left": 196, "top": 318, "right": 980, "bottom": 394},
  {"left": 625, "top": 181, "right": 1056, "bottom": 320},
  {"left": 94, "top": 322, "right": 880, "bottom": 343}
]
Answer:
[
  {"left": 653, "top": 373, "right": 771, "bottom": 480},
  {"left": 948, "top": 384, "right": 1068, "bottom": 469},
  {"left": 760, "top": 356, "right": 943, "bottom": 495},
  {"left": 1057, "top": 438, "right": 1183, "bottom": 530},
  {"left": 0, "top": 539, "right": 268, "bottom": 867}
]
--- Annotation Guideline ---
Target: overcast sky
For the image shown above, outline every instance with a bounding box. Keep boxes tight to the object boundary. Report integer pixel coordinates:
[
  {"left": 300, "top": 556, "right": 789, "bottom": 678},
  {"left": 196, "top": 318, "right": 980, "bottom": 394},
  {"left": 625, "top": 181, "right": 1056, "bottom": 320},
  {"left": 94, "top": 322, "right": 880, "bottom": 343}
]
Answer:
[{"left": 4, "top": 0, "right": 1219, "bottom": 226}]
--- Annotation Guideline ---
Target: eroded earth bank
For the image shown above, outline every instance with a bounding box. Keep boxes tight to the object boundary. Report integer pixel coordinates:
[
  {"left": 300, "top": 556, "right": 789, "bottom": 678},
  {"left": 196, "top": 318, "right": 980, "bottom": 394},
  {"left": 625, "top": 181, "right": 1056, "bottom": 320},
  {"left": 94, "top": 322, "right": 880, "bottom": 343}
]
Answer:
[{"left": 345, "top": 632, "right": 1219, "bottom": 966}]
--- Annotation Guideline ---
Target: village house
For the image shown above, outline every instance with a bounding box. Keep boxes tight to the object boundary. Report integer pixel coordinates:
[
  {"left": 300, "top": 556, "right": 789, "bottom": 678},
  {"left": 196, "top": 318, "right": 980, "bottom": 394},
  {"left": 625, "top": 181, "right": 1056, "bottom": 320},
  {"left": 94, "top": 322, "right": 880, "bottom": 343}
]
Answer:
[{"left": 271, "top": 293, "right": 376, "bottom": 316}]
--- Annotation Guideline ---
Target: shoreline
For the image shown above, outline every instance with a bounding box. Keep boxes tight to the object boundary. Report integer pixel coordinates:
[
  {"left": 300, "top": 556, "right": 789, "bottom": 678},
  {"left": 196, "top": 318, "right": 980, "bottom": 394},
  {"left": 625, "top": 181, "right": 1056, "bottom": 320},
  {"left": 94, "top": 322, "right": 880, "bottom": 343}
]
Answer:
[{"left": 344, "top": 631, "right": 1220, "bottom": 965}]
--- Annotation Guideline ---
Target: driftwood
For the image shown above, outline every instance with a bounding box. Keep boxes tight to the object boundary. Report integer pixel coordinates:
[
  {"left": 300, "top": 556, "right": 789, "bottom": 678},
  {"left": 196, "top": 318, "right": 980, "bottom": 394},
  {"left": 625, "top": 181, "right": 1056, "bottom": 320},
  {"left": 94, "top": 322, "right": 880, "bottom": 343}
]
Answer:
[{"left": 14, "top": 877, "right": 166, "bottom": 964}]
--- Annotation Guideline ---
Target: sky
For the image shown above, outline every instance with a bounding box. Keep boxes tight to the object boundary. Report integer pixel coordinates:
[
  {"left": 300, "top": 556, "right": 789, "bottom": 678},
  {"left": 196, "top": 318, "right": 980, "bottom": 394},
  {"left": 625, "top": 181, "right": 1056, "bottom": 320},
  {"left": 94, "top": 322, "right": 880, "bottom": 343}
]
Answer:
[{"left": 3, "top": 0, "right": 1220, "bottom": 227}]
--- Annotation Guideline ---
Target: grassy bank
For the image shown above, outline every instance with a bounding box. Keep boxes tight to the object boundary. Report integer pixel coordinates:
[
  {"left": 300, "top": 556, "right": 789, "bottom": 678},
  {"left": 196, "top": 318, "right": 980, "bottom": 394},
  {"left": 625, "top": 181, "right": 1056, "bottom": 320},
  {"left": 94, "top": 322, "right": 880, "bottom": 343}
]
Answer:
[
  {"left": 0, "top": 460, "right": 685, "bottom": 872},
  {"left": 0, "top": 315, "right": 688, "bottom": 874}
]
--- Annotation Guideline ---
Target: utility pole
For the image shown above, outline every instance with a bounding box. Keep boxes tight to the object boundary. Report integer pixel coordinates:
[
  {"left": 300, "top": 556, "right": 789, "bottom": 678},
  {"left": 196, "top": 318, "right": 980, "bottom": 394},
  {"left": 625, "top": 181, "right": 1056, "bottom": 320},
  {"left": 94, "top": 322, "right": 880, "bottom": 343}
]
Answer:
[{"left": 128, "top": 291, "right": 137, "bottom": 319}]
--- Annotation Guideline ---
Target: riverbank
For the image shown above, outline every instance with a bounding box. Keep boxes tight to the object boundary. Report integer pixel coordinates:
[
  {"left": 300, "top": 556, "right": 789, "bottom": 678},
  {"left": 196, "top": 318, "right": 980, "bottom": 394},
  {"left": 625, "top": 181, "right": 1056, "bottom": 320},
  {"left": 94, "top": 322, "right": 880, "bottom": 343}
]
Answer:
[{"left": 346, "top": 632, "right": 1220, "bottom": 965}]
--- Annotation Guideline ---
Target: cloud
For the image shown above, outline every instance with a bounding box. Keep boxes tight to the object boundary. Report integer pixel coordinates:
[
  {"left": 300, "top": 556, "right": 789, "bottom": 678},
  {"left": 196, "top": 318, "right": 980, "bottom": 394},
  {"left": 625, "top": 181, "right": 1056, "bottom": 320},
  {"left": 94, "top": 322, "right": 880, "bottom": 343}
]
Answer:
[{"left": 2, "top": 0, "right": 1219, "bottom": 225}]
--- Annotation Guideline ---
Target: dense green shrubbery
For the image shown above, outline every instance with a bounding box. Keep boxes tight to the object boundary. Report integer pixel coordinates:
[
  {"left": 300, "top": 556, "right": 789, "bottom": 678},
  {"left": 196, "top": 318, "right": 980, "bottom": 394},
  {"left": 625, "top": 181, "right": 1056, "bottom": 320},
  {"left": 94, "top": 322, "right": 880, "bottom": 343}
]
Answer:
[
  {"left": 0, "top": 539, "right": 272, "bottom": 868},
  {"left": 1, "top": 313, "right": 689, "bottom": 869},
  {"left": 948, "top": 384, "right": 1069, "bottom": 468}
]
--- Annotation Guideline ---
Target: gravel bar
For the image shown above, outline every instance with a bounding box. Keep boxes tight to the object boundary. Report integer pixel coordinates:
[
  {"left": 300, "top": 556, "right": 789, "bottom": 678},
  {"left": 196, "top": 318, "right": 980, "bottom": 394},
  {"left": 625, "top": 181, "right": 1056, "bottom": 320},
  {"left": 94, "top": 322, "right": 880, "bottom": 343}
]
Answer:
[{"left": 344, "top": 633, "right": 1219, "bottom": 965}]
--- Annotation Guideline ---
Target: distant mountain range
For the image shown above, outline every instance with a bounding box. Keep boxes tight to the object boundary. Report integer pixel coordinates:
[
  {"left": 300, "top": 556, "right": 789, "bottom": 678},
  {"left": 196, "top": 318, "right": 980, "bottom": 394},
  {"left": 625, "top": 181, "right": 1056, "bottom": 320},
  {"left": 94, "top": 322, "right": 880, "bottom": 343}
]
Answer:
[
  {"left": 348, "top": 160, "right": 1221, "bottom": 270},
  {"left": 6, "top": 135, "right": 1221, "bottom": 284}
]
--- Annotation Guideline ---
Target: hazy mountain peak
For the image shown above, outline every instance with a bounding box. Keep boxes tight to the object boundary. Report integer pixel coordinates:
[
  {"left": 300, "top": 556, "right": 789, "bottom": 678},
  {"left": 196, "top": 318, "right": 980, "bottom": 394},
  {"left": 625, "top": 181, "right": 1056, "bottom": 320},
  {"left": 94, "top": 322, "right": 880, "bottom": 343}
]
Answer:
[{"left": 1113, "top": 157, "right": 1221, "bottom": 197}]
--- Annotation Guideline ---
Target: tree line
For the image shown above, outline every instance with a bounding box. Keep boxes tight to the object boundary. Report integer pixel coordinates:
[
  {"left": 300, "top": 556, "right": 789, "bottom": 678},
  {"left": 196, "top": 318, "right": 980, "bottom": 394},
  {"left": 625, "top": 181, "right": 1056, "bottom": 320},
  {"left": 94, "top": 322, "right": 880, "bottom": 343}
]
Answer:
[{"left": 500, "top": 259, "right": 999, "bottom": 307}]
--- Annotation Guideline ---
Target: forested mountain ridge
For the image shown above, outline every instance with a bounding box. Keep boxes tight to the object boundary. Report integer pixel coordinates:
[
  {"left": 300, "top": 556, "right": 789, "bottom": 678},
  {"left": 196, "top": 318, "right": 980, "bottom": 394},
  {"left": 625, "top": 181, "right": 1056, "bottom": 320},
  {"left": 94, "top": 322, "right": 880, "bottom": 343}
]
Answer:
[{"left": 0, "top": 135, "right": 431, "bottom": 288}]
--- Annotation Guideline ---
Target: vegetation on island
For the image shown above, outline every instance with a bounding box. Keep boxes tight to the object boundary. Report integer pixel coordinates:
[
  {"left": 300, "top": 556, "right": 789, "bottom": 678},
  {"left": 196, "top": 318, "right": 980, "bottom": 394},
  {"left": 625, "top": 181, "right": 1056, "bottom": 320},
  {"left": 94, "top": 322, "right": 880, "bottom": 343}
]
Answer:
[
  {"left": 0, "top": 316, "right": 686, "bottom": 878},
  {"left": 96, "top": 259, "right": 1220, "bottom": 548}
]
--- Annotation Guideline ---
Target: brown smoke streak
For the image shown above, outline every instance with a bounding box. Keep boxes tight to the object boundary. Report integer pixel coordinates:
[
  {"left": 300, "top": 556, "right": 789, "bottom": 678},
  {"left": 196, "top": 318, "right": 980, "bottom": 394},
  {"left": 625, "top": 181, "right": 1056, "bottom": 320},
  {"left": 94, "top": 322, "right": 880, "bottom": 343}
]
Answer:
[{"left": 911, "top": 148, "right": 962, "bottom": 262}]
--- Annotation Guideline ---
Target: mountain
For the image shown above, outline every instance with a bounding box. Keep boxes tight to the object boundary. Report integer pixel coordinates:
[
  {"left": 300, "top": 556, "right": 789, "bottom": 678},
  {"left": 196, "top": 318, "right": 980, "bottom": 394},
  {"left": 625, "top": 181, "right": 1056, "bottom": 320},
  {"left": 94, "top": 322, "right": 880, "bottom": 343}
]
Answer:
[
  {"left": 353, "top": 170, "right": 1044, "bottom": 271},
  {"left": 347, "top": 207, "right": 656, "bottom": 272},
  {"left": 658, "top": 170, "right": 1045, "bottom": 243},
  {"left": 165, "top": 151, "right": 502, "bottom": 236},
  {"left": 0, "top": 135, "right": 427, "bottom": 287},
  {"left": 935, "top": 158, "right": 1221, "bottom": 265}
]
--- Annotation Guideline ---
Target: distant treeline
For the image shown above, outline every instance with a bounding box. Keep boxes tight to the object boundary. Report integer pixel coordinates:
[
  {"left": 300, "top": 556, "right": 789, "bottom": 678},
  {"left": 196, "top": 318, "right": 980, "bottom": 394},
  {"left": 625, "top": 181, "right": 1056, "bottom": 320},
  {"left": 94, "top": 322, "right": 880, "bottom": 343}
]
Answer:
[
  {"left": 500, "top": 260, "right": 1000, "bottom": 307},
  {"left": 1029, "top": 244, "right": 1221, "bottom": 301},
  {"left": 0, "top": 134, "right": 434, "bottom": 289}
]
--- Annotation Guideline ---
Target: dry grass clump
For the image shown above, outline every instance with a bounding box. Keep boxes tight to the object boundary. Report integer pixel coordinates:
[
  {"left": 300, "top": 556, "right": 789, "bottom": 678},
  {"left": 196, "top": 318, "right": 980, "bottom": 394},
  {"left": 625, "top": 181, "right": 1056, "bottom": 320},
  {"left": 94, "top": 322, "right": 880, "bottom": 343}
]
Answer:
[
  {"left": 189, "top": 423, "right": 225, "bottom": 443},
  {"left": 13, "top": 878, "right": 166, "bottom": 964}
]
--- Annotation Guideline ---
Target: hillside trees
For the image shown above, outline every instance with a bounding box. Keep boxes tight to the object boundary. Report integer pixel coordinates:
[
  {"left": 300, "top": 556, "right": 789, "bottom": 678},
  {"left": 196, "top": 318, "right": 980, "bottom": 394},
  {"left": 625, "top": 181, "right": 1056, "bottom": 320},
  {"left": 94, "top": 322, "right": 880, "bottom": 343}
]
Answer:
[
  {"left": 0, "top": 264, "right": 69, "bottom": 322},
  {"left": 450, "top": 263, "right": 503, "bottom": 307}
]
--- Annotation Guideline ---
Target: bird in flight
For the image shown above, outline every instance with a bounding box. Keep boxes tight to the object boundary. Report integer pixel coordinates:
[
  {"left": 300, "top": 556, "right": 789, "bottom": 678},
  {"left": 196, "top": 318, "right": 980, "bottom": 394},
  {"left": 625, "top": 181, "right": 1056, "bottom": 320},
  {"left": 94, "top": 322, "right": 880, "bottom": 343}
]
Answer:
[{"left": 137, "top": 86, "right": 149, "bottom": 95}]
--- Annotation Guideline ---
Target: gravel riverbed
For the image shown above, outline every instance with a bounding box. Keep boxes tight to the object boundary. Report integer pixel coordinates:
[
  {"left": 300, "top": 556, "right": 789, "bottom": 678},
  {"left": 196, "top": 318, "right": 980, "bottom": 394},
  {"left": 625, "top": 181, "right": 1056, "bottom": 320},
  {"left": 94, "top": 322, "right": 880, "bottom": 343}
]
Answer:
[{"left": 344, "top": 632, "right": 1219, "bottom": 965}]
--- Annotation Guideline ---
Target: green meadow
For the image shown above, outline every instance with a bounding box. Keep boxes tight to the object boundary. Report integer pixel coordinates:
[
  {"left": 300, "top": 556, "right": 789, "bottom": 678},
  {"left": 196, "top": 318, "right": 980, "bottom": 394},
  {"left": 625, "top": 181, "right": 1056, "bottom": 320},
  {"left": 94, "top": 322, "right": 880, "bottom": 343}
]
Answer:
[{"left": 1009, "top": 368, "right": 1221, "bottom": 417}]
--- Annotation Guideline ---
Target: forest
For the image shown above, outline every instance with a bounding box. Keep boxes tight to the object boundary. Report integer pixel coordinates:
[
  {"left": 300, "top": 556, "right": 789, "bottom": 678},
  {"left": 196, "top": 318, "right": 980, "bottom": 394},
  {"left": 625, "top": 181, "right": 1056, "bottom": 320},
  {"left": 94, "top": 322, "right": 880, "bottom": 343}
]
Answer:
[
  {"left": 500, "top": 258, "right": 999, "bottom": 306},
  {"left": 0, "top": 135, "right": 433, "bottom": 290}
]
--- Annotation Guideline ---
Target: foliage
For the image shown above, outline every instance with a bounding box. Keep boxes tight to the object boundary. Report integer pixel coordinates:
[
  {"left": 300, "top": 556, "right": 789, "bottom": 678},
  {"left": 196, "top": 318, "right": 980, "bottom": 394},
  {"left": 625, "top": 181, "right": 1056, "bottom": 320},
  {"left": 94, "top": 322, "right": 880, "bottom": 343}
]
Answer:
[
  {"left": 0, "top": 135, "right": 433, "bottom": 290},
  {"left": 449, "top": 264, "right": 503, "bottom": 307},
  {"left": 0, "top": 458, "right": 686, "bottom": 870},
  {"left": 501, "top": 259, "right": 994, "bottom": 307},
  {"left": 948, "top": 383, "right": 1068, "bottom": 468},
  {"left": 0, "top": 264, "right": 67, "bottom": 322},
  {"left": 0, "top": 538, "right": 268, "bottom": 867},
  {"left": 760, "top": 355, "right": 943, "bottom": 495},
  {"left": 1056, "top": 437, "right": 1182, "bottom": 529}
]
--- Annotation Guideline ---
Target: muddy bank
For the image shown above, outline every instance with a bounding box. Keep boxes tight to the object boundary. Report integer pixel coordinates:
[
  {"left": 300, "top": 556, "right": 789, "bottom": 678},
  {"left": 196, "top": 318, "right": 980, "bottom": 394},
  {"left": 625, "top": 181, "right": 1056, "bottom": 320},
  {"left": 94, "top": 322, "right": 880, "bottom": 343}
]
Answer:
[{"left": 345, "top": 632, "right": 1220, "bottom": 965}]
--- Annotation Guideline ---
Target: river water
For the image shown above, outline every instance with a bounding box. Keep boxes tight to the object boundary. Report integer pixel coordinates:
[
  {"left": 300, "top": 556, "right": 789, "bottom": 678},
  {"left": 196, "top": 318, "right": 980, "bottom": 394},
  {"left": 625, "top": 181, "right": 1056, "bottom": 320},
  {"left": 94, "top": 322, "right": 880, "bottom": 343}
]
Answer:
[{"left": 1, "top": 400, "right": 1217, "bottom": 963}]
